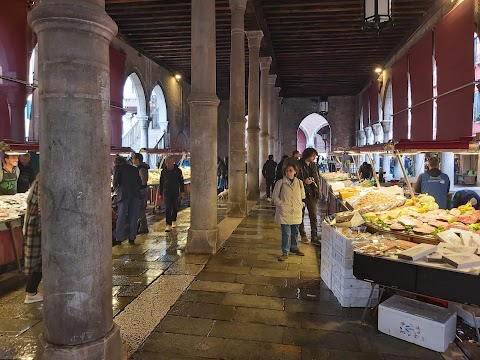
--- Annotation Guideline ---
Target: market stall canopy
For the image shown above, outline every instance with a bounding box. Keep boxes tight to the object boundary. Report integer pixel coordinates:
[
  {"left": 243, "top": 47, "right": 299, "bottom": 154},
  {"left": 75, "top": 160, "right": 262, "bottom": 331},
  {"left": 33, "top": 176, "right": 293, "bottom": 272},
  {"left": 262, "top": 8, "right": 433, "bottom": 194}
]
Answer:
[
  {"left": 139, "top": 148, "right": 190, "bottom": 155},
  {"left": 395, "top": 137, "right": 477, "bottom": 153}
]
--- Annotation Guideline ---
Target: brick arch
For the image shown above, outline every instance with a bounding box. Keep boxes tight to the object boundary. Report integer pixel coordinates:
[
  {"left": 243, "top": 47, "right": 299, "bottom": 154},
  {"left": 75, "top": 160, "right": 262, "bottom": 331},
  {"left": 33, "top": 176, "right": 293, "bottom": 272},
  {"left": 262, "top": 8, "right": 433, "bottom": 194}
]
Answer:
[{"left": 124, "top": 68, "right": 148, "bottom": 117}]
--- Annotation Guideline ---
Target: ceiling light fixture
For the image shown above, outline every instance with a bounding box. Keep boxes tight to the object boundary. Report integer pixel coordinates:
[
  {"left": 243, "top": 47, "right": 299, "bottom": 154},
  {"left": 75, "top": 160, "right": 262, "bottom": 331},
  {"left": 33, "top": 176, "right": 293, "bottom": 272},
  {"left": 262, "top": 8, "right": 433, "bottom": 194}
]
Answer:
[
  {"left": 174, "top": 74, "right": 182, "bottom": 81},
  {"left": 375, "top": 67, "right": 383, "bottom": 74},
  {"left": 364, "top": 0, "right": 393, "bottom": 33}
]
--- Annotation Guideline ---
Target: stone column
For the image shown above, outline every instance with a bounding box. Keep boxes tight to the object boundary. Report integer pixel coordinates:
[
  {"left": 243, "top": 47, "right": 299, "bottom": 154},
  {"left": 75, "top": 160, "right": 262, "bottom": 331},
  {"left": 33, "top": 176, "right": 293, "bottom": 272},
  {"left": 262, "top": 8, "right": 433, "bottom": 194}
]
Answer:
[
  {"left": 139, "top": 115, "right": 149, "bottom": 162},
  {"left": 246, "top": 30, "right": 263, "bottom": 202},
  {"left": 226, "top": 0, "right": 248, "bottom": 218},
  {"left": 441, "top": 152, "right": 455, "bottom": 186},
  {"left": 358, "top": 129, "right": 366, "bottom": 146},
  {"left": 382, "top": 120, "right": 393, "bottom": 142},
  {"left": 186, "top": 0, "right": 220, "bottom": 253},
  {"left": 273, "top": 87, "right": 281, "bottom": 161},
  {"left": 29, "top": 46, "right": 40, "bottom": 141},
  {"left": 259, "top": 57, "right": 272, "bottom": 187},
  {"left": 28, "top": 1, "right": 121, "bottom": 359},
  {"left": 395, "top": 157, "right": 404, "bottom": 181},
  {"left": 364, "top": 126, "right": 373, "bottom": 145},
  {"left": 268, "top": 75, "right": 277, "bottom": 156},
  {"left": 372, "top": 123, "right": 384, "bottom": 144}
]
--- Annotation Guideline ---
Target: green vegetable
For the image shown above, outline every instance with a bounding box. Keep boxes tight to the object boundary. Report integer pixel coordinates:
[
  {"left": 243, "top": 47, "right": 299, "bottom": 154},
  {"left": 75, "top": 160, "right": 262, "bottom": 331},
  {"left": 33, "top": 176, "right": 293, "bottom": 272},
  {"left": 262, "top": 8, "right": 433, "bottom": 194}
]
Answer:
[
  {"left": 387, "top": 216, "right": 395, "bottom": 220},
  {"left": 364, "top": 216, "right": 375, "bottom": 223},
  {"left": 468, "top": 223, "right": 480, "bottom": 231},
  {"left": 432, "top": 226, "right": 445, "bottom": 236},
  {"left": 376, "top": 219, "right": 389, "bottom": 229},
  {"left": 448, "top": 218, "right": 457, "bottom": 224},
  {"left": 404, "top": 225, "right": 414, "bottom": 233}
]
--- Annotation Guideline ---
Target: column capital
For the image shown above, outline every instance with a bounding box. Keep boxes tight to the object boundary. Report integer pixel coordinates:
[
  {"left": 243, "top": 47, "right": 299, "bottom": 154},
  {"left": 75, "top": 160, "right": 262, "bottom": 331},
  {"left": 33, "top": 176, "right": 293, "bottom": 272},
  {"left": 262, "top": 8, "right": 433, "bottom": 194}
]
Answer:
[
  {"left": 268, "top": 74, "right": 277, "bottom": 86},
  {"left": 246, "top": 30, "right": 264, "bottom": 48},
  {"left": 28, "top": 0, "right": 117, "bottom": 41},
  {"left": 229, "top": 0, "right": 248, "bottom": 11},
  {"left": 274, "top": 87, "right": 281, "bottom": 96},
  {"left": 259, "top": 57, "right": 272, "bottom": 70}
]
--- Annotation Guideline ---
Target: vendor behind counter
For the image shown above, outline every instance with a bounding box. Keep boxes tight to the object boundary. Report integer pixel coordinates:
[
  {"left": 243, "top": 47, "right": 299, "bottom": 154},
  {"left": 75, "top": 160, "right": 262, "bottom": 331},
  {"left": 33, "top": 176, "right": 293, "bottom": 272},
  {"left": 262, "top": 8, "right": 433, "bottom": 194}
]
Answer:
[
  {"left": 414, "top": 157, "right": 450, "bottom": 209},
  {"left": 0, "top": 153, "right": 20, "bottom": 196}
]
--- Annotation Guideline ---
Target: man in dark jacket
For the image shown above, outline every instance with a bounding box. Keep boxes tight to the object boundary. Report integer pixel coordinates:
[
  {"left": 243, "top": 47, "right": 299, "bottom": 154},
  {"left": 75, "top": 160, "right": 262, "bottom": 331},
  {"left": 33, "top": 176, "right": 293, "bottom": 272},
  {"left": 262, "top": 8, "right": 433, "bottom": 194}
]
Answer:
[
  {"left": 359, "top": 162, "right": 374, "bottom": 180},
  {"left": 283, "top": 150, "right": 301, "bottom": 173},
  {"left": 297, "top": 148, "right": 321, "bottom": 245},
  {"left": 17, "top": 153, "right": 37, "bottom": 193},
  {"left": 132, "top": 153, "right": 150, "bottom": 234},
  {"left": 160, "top": 156, "right": 185, "bottom": 232},
  {"left": 113, "top": 157, "right": 142, "bottom": 244},
  {"left": 414, "top": 157, "right": 450, "bottom": 209},
  {"left": 262, "top": 155, "right": 277, "bottom": 201},
  {"left": 276, "top": 155, "right": 289, "bottom": 183}
]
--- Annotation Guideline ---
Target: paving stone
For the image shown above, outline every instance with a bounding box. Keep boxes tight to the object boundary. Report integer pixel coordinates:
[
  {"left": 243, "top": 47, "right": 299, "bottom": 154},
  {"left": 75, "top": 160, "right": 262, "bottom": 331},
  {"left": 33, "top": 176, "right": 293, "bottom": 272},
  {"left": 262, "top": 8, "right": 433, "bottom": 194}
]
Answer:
[
  {"left": 234, "top": 307, "right": 302, "bottom": 328},
  {"left": 142, "top": 332, "right": 301, "bottom": 360},
  {"left": 236, "top": 274, "right": 287, "bottom": 287},
  {"left": 169, "top": 301, "right": 236, "bottom": 321},
  {"left": 112, "top": 296, "right": 135, "bottom": 312},
  {"left": 222, "top": 293, "right": 284, "bottom": 310},
  {"left": 284, "top": 299, "right": 347, "bottom": 317},
  {"left": 284, "top": 327, "right": 360, "bottom": 352},
  {"left": 112, "top": 275, "right": 157, "bottom": 286},
  {"left": 113, "top": 267, "right": 148, "bottom": 276},
  {"left": 155, "top": 315, "right": 214, "bottom": 336},
  {"left": 301, "top": 348, "right": 383, "bottom": 360},
  {"left": 196, "top": 271, "right": 238, "bottom": 283},
  {"left": 241, "top": 259, "right": 289, "bottom": 270},
  {"left": 20, "top": 320, "right": 43, "bottom": 338},
  {"left": 0, "top": 319, "right": 40, "bottom": 336},
  {"left": 117, "top": 285, "right": 147, "bottom": 297},
  {"left": 242, "top": 284, "right": 299, "bottom": 299},
  {"left": 189, "top": 280, "right": 245, "bottom": 294},
  {"left": 181, "top": 290, "right": 226, "bottom": 305},
  {"left": 287, "top": 263, "right": 321, "bottom": 273},
  {"left": 301, "top": 313, "right": 376, "bottom": 334},
  {"left": 355, "top": 333, "right": 443, "bottom": 359},
  {"left": 203, "top": 264, "right": 251, "bottom": 275},
  {"left": 251, "top": 267, "right": 300, "bottom": 278},
  {"left": 132, "top": 352, "right": 215, "bottom": 360},
  {"left": 164, "top": 263, "right": 204, "bottom": 275},
  {"left": 301, "top": 271, "right": 321, "bottom": 279},
  {"left": 210, "top": 320, "right": 284, "bottom": 343},
  {"left": 206, "top": 257, "right": 245, "bottom": 267},
  {"left": 122, "top": 261, "right": 173, "bottom": 270}
]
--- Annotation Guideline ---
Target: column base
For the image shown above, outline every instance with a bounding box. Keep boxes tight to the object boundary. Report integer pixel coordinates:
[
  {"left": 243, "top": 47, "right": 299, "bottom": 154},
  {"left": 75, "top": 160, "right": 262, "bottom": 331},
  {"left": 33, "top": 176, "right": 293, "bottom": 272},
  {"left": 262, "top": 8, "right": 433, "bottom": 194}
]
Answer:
[
  {"left": 246, "top": 189, "right": 260, "bottom": 202},
  {"left": 186, "top": 228, "right": 218, "bottom": 254},
  {"left": 36, "top": 323, "right": 123, "bottom": 360},
  {"left": 227, "top": 201, "right": 247, "bottom": 218}
]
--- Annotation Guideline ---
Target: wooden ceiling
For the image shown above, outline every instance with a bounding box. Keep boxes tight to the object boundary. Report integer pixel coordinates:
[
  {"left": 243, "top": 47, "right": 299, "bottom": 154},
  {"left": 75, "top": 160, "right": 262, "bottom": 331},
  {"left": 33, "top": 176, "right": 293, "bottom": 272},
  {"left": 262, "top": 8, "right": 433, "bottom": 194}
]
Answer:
[{"left": 105, "top": 0, "right": 437, "bottom": 99}]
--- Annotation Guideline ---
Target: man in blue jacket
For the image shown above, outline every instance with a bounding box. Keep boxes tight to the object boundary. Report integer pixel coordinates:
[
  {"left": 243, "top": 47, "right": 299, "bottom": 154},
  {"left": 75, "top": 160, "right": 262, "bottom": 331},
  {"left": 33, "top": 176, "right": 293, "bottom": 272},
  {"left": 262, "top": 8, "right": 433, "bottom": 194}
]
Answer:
[{"left": 414, "top": 157, "right": 450, "bottom": 209}]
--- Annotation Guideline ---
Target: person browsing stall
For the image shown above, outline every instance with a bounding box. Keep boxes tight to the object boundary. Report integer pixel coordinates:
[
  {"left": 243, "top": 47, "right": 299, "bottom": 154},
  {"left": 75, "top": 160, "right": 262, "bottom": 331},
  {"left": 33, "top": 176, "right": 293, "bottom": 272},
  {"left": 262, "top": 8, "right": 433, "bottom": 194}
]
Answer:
[
  {"left": 414, "top": 157, "right": 450, "bottom": 209},
  {"left": 159, "top": 156, "right": 185, "bottom": 232},
  {"left": 0, "top": 152, "right": 20, "bottom": 195},
  {"left": 132, "top": 153, "right": 150, "bottom": 234},
  {"left": 273, "top": 163, "right": 305, "bottom": 262},
  {"left": 17, "top": 153, "right": 37, "bottom": 193},
  {"left": 262, "top": 155, "right": 277, "bottom": 201}
]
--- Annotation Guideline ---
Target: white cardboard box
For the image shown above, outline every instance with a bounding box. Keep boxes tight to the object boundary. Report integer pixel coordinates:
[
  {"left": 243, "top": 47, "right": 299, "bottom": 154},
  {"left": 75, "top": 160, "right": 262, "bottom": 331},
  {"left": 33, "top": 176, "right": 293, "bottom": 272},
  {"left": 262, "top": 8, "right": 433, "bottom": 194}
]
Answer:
[
  {"left": 332, "top": 250, "right": 354, "bottom": 268},
  {"left": 331, "top": 276, "right": 378, "bottom": 298},
  {"left": 320, "top": 261, "right": 332, "bottom": 289},
  {"left": 333, "top": 232, "right": 354, "bottom": 259},
  {"left": 332, "top": 258, "right": 354, "bottom": 279},
  {"left": 378, "top": 295, "right": 457, "bottom": 352},
  {"left": 332, "top": 285, "right": 376, "bottom": 307},
  {"left": 321, "top": 245, "right": 333, "bottom": 264},
  {"left": 331, "top": 270, "right": 372, "bottom": 289}
]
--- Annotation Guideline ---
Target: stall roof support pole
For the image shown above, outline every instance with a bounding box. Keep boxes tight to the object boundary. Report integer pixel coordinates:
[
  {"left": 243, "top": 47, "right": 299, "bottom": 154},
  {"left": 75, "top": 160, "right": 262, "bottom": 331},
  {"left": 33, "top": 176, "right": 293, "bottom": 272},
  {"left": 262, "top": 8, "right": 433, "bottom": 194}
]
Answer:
[
  {"left": 367, "top": 153, "right": 381, "bottom": 189},
  {"left": 395, "top": 152, "right": 415, "bottom": 198}
]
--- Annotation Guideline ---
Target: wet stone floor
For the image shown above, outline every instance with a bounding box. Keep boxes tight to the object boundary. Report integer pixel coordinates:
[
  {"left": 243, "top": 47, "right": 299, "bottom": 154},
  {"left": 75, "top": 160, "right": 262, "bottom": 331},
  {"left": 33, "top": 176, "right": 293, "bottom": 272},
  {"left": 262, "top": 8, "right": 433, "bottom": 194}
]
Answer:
[{"left": 0, "top": 200, "right": 447, "bottom": 360}]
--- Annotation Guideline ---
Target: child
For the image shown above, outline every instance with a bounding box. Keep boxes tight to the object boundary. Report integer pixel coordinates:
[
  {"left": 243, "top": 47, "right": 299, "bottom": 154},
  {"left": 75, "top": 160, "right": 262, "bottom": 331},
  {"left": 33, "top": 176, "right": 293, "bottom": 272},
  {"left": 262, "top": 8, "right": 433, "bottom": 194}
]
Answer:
[{"left": 272, "top": 163, "right": 306, "bottom": 262}]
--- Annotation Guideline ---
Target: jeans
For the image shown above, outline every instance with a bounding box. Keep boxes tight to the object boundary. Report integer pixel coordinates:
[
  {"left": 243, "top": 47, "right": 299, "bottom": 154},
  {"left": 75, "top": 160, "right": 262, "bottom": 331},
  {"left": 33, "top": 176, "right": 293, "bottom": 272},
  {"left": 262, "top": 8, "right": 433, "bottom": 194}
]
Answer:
[
  {"left": 26, "top": 272, "right": 42, "bottom": 294},
  {"left": 266, "top": 178, "right": 275, "bottom": 198},
  {"left": 116, "top": 196, "right": 141, "bottom": 241},
  {"left": 164, "top": 193, "right": 179, "bottom": 226},
  {"left": 138, "top": 188, "right": 148, "bottom": 232},
  {"left": 300, "top": 197, "right": 319, "bottom": 239},
  {"left": 281, "top": 224, "right": 299, "bottom": 255}
]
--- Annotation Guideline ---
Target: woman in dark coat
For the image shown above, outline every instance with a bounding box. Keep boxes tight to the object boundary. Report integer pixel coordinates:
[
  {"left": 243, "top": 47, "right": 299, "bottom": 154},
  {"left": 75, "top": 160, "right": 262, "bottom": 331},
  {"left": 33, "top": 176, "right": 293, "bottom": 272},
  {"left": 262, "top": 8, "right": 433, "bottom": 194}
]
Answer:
[{"left": 23, "top": 176, "right": 43, "bottom": 304}]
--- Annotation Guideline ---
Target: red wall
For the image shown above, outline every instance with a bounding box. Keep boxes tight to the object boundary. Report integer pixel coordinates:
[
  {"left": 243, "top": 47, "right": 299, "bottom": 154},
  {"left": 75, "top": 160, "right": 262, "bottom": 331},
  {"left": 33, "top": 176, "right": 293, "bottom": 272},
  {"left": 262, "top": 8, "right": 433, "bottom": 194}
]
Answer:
[
  {"left": 109, "top": 47, "right": 126, "bottom": 147},
  {"left": 0, "top": 0, "right": 28, "bottom": 140},
  {"left": 297, "top": 128, "right": 306, "bottom": 153}
]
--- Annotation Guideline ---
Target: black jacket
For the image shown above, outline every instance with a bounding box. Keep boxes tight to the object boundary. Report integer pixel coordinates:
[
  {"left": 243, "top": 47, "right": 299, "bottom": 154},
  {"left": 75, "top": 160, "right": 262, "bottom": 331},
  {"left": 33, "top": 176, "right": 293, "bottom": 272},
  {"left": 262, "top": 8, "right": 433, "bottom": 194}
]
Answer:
[
  {"left": 276, "top": 160, "right": 285, "bottom": 182},
  {"left": 17, "top": 163, "right": 37, "bottom": 193},
  {"left": 160, "top": 164, "right": 185, "bottom": 195},
  {"left": 297, "top": 159, "right": 321, "bottom": 200},
  {"left": 113, "top": 163, "right": 142, "bottom": 202},
  {"left": 217, "top": 160, "right": 227, "bottom": 178},
  {"left": 137, "top": 162, "right": 150, "bottom": 189},
  {"left": 359, "top": 164, "right": 374, "bottom": 180},
  {"left": 262, "top": 159, "right": 277, "bottom": 179}
]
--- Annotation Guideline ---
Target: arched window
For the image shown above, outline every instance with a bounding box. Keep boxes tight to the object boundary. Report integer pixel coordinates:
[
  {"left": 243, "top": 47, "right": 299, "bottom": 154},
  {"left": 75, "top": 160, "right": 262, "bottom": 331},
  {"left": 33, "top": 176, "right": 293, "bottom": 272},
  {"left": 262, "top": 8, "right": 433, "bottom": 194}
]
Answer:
[
  {"left": 297, "top": 113, "right": 330, "bottom": 156},
  {"left": 122, "top": 73, "right": 147, "bottom": 150}
]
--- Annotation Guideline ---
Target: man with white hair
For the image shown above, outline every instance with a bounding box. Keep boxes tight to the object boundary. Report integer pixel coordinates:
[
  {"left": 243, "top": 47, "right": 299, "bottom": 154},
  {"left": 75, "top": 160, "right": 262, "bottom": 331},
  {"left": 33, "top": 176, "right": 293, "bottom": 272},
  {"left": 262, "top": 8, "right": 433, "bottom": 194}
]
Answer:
[{"left": 159, "top": 156, "right": 185, "bottom": 232}]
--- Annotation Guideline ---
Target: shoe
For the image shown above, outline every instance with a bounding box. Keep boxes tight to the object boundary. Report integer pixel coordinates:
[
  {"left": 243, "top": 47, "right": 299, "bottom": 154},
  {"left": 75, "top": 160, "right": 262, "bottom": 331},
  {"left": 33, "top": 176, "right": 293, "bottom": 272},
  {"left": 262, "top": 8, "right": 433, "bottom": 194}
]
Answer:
[
  {"left": 278, "top": 254, "right": 288, "bottom": 262},
  {"left": 300, "top": 236, "right": 310, "bottom": 244},
  {"left": 112, "top": 239, "right": 122, "bottom": 246},
  {"left": 267, "top": 198, "right": 272, "bottom": 202},
  {"left": 137, "top": 229, "right": 149, "bottom": 235},
  {"left": 165, "top": 225, "right": 172, "bottom": 232},
  {"left": 290, "top": 249, "right": 305, "bottom": 256},
  {"left": 311, "top": 236, "right": 321, "bottom": 247},
  {"left": 128, "top": 240, "right": 135, "bottom": 245},
  {"left": 25, "top": 293, "right": 43, "bottom": 304},
  {"left": 172, "top": 221, "right": 177, "bottom": 228}
]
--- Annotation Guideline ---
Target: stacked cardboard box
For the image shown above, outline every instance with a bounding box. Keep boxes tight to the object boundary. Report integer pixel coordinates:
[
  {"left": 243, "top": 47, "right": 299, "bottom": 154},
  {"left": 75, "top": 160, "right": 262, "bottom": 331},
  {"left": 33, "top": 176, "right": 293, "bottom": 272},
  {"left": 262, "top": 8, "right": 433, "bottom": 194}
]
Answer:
[{"left": 320, "top": 222, "right": 333, "bottom": 288}]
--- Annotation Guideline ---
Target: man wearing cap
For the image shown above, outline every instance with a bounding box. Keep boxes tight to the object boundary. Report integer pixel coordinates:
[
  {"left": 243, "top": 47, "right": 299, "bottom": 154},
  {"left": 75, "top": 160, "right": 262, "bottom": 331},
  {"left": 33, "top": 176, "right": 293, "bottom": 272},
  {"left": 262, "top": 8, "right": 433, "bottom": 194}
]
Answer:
[{"left": 0, "top": 153, "right": 20, "bottom": 195}]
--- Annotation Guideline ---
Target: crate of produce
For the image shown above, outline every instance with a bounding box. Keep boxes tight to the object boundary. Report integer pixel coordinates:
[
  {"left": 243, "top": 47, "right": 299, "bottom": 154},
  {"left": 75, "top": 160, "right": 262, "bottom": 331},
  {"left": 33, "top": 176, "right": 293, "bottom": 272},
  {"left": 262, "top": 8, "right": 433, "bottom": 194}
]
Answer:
[{"left": 378, "top": 295, "right": 456, "bottom": 352}]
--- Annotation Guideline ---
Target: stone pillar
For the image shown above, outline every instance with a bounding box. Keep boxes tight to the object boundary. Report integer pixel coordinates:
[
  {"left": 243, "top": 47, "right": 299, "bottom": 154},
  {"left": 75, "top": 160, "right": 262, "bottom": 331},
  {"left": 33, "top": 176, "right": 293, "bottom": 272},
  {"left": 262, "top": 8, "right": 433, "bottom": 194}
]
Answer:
[
  {"left": 373, "top": 153, "right": 380, "bottom": 173},
  {"left": 28, "top": 1, "right": 121, "bottom": 359},
  {"left": 139, "top": 115, "right": 149, "bottom": 162},
  {"left": 186, "top": 0, "right": 220, "bottom": 253},
  {"left": 29, "top": 46, "right": 40, "bottom": 141},
  {"left": 246, "top": 30, "right": 263, "bottom": 202},
  {"left": 382, "top": 120, "right": 393, "bottom": 142},
  {"left": 259, "top": 57, "right": 272, "bottom": 186},
  {"left": 364, "top": 126, "right": 373, "bottom": 145},
  {"left": 414, "top": 154, "right": 426, "bottom": 177},
  {"left": 384, "top": 155, "right": 392, "bottom": 178},
  {"left": 372, "top": 123, "right": 384, "bottom": 144},
  {"left": 226, "top": 0, "right": 248, "bottom": 218},
  {"left": 273, "top": 87, "right": 281, "bottom": 161},
  {"left": 268, "top": 75, "right": 277, "bottom": 156},
  {"left": 358, "top": 129, "right": 366, "bottom": 146},
  {"left": 441, "top": 152, "right": 455, "bottom": 186},
  {"left": 395, "top": 157, "right": 404, "bottom": 181}
]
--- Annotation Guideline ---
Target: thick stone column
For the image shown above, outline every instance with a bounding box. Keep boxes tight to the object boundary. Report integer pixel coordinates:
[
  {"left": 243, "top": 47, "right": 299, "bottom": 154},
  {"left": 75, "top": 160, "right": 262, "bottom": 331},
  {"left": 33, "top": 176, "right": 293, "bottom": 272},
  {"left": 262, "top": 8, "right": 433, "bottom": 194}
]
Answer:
[
  {"left": 259, "top": 57, "right": 272, "bottom": 188},
  {"left": 268, "top": 75, "right": 277, "bottom": 156},
  {"left": 272, "top": 87, "right": 281, "bottom": 161},
  {"left": 358, "top": 129, "right": 366, "bottom": 146},
  {"left": 414, "top": 154, "right": 426, "bottom": 177},
  {"left": 139, "top": 115, "right": 149, "bottom": 162},
  {"left": 186, "top": 0, "right": 220, "bottom": 253},
  {"left": 382, "top": 120, "right": 393, "bottom": 142},
  {"left": 246, "top": 30, "right": 263, "bottom": 202},
  {"left": 226, "top": 0, "right": 248, "bottom": 217},
  {"left": 28, "top": 1, "right": 121, "bottom": 359}
]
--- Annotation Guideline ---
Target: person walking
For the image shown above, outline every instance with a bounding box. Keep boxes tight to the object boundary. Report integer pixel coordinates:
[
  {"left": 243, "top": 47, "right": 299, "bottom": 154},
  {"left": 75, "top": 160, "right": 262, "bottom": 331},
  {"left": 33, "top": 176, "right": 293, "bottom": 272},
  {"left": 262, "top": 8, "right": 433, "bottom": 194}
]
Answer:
[
  {"left": 414, "top": 157, "right": 450, "bottom": 209},
  {"left": 24, "top": 176, "right": 43, "bottom": 303},
  {"left": 276, "top": 155, "right": 289, "bottom": 183},
  {"left": 113, "top": 156, "right": 142, "bottom": 244},
  {"left": 283, "top": 150, "right": 301, "bottom": 172},
  {"left": 297, "top": 148, "right": 321, "bottom": 245},
  {"left": 17, "top": 153, "right": 37, "bottom": 193},
  {"left": 132, "top": 153, "right": 150, "bottom": 234},
  {"left": 217, "top": 156, "right": 227, "bottom": 193},
  {"left": 262, "top": 155, "right": 277, "bottom": 201},
  {"left": 160, "top": 156, "right": 185, "bottom": 232},
  {"left": 273, "top": 163, "right": 305, "bottom": 261}
]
